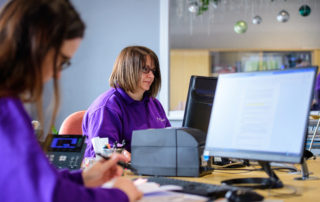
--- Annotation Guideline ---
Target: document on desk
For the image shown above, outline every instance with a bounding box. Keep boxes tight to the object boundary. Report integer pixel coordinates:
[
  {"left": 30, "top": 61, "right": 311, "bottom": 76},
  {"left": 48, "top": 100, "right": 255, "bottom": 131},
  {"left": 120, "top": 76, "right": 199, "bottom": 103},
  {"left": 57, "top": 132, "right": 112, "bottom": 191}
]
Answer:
[
  {"left": 134, "top": 179, "right": 208, "bottom": 202},
  {"left": 102, "top": 178, "right": 208, "bottom": 202},
  {"left": 139, "top": 191, "right": 208, "bottom": 202}
]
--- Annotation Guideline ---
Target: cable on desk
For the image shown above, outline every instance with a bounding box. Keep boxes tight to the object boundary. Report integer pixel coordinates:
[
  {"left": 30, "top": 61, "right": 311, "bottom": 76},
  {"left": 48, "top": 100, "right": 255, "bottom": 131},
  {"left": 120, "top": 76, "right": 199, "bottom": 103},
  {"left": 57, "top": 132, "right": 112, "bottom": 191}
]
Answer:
[
  {"left": 214, "top": 167, "right": 298, "bottom": 177},
  {"left": 266, "top": 185, "right": 300, "bottom": 198},
  {"left": 212, "top": 162, "right": 245, "bottom": 169},
  {"left": 213, "top": 162, "right": 262, "bottom": 172},
  {"left": 272, "top": 167, "right": 298, "bottom": 173},
  {"left": 213, "top": 168, "right": 260, "bottom": 175}
]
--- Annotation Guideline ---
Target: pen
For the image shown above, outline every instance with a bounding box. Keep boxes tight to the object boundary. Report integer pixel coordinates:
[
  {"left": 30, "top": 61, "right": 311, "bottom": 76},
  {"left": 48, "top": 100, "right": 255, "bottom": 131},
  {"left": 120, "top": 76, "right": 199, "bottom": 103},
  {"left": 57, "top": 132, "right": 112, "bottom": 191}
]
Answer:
[{"left": 96, "top": 153, "right": 137, "bottom": 173}]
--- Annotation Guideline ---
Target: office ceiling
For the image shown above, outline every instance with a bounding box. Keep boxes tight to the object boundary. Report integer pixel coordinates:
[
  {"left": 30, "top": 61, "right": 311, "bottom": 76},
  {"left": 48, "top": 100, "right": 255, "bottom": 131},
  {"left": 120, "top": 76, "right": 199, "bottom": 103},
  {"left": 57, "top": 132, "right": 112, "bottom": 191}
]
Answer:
[{"left": 169, "top": 0, "right": 320, "bottom": 49}]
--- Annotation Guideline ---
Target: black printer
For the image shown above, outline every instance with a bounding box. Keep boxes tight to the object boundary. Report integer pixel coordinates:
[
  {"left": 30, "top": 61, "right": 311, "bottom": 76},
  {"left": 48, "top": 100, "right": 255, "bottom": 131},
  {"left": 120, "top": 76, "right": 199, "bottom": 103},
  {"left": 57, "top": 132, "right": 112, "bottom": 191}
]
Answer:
[{"left": 131, "top": 127, "right": 213, "bottom": 177}]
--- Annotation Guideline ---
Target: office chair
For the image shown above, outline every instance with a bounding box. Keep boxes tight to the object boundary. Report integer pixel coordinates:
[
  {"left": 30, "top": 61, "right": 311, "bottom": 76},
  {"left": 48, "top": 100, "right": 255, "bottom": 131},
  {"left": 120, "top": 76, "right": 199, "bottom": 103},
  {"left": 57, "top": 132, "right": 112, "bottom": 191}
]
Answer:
[{"left": 59, "top": 110, "right": 86, "bottom": 135}]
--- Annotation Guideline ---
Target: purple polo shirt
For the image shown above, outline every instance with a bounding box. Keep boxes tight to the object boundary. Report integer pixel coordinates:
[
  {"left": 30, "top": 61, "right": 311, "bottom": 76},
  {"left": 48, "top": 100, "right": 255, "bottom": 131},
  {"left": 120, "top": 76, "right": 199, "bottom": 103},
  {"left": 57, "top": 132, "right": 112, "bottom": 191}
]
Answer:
[
  {"left": 316, "top": 73, "right": 320, "bottom": 90},
  {"left": 0, "top": 97, "right": 128, "bottom": 202},
  {"left": 82, "top": 87, "right": 171, "bottom": 157}
]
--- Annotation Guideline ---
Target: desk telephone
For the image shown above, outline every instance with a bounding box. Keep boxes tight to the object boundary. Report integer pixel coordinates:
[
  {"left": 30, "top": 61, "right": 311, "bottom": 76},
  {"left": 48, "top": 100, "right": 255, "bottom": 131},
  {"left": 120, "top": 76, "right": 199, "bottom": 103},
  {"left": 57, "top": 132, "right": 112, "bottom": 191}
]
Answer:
[{"left": 43, "top": 134, "right": 86, "bottom": 170}]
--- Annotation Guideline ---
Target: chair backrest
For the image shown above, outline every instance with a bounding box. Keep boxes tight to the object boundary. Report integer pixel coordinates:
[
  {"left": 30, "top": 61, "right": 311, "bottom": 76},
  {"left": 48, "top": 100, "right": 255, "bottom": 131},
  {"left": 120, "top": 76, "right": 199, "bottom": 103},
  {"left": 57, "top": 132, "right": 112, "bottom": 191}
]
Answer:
[{"left": 59, "top": 110, "right": 86, "bottom": 135}]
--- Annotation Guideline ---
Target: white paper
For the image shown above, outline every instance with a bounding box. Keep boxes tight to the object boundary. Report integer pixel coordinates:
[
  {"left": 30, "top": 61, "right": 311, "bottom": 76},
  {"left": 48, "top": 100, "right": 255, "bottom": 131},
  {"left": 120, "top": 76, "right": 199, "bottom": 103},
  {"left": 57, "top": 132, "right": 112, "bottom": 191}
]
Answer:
[
  {"left": 91, "top": 137, "right": 109, "bottom": 154},
  {"left": 102, "top": 178, "right": 208, "bottom": 202}
]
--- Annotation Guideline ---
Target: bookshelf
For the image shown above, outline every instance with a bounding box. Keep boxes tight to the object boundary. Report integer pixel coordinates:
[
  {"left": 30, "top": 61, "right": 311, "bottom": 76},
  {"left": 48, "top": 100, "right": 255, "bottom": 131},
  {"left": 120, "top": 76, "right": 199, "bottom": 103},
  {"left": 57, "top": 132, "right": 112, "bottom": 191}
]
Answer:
[{"left": 211, "top": 50, "right": 313, "bottom": 75}]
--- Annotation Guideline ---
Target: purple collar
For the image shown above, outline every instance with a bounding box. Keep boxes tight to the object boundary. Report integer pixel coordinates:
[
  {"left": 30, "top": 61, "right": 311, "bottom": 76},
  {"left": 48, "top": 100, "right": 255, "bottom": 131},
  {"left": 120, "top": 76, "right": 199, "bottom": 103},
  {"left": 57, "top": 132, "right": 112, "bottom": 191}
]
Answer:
[{"left": 115, "top": 87, "right": 149, "bottom": 104}]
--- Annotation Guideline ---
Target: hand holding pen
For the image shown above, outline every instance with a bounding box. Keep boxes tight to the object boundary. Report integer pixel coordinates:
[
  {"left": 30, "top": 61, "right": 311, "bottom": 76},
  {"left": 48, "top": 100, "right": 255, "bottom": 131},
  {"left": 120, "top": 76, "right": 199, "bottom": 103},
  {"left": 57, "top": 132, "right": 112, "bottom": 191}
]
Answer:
[
  {"left": 96, "top": 153, "right": 137, "bottom": 173},
  {"left": 82, "top": 153, "right": 128, "bottom": 187},
  {"left": 83, "top": 153, "right": 143, "bottom": 201}
]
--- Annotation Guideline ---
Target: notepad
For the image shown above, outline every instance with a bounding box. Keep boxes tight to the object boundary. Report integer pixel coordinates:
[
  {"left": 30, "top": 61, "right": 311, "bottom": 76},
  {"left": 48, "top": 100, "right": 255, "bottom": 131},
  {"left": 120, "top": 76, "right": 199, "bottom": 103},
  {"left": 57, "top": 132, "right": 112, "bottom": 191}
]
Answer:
[{"left": 91, "top": 137, "right": 109, "bottom": 154}]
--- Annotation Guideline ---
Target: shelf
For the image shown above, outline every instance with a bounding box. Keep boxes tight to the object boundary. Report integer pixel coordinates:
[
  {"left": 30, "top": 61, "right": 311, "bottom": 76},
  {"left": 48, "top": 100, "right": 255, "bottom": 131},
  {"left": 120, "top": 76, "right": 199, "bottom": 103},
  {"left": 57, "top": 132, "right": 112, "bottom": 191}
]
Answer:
[
  {"left": 211, "top": 50, "right": 313, "bottom": 74},
  {"left": 307, "top": 118, "right": 320, "bottom": 150}
]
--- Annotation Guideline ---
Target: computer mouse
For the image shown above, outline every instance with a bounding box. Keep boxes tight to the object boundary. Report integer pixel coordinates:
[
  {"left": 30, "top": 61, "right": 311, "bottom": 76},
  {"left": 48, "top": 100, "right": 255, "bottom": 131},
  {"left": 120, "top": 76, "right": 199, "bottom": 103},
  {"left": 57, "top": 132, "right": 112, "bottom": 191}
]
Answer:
[{"left": 225, "top": 189, "right": 264, "bottom": 202}]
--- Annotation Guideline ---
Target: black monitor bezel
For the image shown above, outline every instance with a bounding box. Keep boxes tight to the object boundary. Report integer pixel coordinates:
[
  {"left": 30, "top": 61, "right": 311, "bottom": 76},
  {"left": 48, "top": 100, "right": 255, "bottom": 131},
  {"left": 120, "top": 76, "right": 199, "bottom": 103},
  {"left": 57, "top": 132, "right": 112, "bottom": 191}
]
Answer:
[{"left": 182, "top": 75, "right": 218, "bottom": 134}]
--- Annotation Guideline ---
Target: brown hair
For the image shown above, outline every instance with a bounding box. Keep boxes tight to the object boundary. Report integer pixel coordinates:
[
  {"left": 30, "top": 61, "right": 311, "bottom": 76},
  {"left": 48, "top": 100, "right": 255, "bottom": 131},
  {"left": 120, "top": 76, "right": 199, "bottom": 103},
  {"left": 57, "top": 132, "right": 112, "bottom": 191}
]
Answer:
[
  {"left": 0, "top": 0, "right": 85, "bottom": 138},
  {"left": 109, "top": 46, "right": 161, "bottom": 97}
]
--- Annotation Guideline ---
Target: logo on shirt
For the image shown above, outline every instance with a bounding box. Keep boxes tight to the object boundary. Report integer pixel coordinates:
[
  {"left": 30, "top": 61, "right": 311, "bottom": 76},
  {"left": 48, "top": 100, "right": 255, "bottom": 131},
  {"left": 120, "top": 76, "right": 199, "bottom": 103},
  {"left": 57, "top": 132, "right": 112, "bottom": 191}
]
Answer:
[{"left": 157, "top": 117, "right": 166, "bottom": 122}]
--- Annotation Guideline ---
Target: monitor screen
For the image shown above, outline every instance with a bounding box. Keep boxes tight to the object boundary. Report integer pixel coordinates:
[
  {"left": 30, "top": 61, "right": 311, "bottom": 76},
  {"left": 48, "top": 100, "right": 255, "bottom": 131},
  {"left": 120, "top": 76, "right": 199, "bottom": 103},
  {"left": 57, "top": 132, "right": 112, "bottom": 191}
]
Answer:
[
  {"left": 204, "top": 67, "right": 317, "bottom": 164},
  {"left": 182, "top": 75, "right": 218, "bottom": 134}
]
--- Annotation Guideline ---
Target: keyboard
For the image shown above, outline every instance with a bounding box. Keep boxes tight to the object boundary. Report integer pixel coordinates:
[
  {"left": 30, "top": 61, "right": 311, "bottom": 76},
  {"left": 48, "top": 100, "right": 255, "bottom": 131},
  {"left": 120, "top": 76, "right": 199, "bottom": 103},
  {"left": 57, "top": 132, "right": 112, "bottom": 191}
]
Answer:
[{"left": 146, "top": 176, "right": 239, "bottom": 199}]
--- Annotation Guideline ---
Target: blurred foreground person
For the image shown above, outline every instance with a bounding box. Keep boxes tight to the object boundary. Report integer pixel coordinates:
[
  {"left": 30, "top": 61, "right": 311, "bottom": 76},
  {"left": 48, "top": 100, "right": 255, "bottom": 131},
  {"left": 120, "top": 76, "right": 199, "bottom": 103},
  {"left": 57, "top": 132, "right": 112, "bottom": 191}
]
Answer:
[{"left": 0, "top": 0, "right": 142, "bottom": 201}]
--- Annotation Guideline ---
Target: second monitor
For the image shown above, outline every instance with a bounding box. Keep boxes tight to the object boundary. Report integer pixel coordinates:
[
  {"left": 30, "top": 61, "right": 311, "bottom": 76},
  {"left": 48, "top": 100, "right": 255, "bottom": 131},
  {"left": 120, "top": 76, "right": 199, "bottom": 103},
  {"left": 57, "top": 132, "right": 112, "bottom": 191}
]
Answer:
[{"left": 182, "top": 75, "right": 218, "bottom": 134}]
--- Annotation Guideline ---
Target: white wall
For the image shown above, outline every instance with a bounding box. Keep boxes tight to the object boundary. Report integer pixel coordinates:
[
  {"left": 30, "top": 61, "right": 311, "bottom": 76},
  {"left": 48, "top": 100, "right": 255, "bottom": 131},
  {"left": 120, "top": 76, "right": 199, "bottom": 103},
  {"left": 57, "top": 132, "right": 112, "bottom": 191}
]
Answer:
[{"left": 56, "top": 0, "right": 160, "bottom": 128}]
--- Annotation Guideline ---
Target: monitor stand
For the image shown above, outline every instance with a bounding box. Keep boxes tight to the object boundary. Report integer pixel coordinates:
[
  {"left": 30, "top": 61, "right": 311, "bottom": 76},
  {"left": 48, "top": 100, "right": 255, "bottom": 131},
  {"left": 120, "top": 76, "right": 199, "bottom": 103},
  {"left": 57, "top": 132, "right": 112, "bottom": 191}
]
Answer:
[
  {"left": 221, "top": 161, "right": 283, "bottom": 189},
  {"left": 294, "top": 157, "right": 319, "bottom": 181}
]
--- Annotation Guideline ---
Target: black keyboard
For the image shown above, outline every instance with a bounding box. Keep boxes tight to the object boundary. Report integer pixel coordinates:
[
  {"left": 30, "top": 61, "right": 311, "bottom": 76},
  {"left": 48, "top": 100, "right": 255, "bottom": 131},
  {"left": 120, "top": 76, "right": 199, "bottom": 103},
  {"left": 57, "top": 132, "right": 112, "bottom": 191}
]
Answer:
[{"left": 146, "top": 176, "right": 239, "bottom": 199}]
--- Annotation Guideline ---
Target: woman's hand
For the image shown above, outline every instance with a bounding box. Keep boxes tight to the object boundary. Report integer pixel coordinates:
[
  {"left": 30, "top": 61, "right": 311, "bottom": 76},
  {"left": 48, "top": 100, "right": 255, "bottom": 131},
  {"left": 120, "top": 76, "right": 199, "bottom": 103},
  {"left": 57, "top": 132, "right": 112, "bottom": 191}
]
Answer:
[
  {"left": 113, "top": 177, "right": 143, "bottom": 202},
  {"left": 82, "top": 153, "right": 128, "bottom": 187}
]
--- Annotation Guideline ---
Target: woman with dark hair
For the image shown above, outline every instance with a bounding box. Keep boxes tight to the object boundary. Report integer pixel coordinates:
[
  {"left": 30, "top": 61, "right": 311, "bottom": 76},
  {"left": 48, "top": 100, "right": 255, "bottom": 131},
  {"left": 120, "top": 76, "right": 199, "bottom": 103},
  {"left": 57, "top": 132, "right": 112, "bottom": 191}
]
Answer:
[
  {"left": 83, "top": 46, "right": 171, "bottom": 159},
  {"left": 0, "top": 0, "right": 142, "bottom": 201}
]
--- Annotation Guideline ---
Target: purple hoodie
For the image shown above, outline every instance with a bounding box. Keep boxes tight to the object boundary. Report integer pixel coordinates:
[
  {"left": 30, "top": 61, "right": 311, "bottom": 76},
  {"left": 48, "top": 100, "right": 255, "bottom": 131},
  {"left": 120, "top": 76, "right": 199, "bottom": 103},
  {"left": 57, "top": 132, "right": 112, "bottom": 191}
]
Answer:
[
  {"left": 82, "top": 87, "right": 171, "bottom": 157},
  {"left": 0, "top": 97, "right": 128, "bottom": 202}
]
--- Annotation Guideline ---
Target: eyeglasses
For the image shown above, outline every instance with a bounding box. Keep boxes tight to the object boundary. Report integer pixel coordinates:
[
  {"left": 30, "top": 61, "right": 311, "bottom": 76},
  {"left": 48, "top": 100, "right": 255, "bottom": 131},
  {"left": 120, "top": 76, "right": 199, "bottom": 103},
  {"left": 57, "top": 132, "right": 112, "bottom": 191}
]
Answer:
[
  {"left": 60, "top": 60, "right": 71, "bottom": 71},
  {"left": 141, "top": 66, "right": 156, "bottom": 75},
  {"left": 59, "top": 53, "right": 71, "bottom": 71}
]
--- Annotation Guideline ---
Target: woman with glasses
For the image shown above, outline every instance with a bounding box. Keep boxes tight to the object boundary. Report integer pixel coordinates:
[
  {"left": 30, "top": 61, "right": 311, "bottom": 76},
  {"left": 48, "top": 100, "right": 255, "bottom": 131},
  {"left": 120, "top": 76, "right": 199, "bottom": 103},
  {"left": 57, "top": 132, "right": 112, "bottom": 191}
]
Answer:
[
  {"left": 83, "top": 46, "right": 171, "bottom": 160},
  {"left": 0, "top": 0, "right": 142, "bottom": 201}
]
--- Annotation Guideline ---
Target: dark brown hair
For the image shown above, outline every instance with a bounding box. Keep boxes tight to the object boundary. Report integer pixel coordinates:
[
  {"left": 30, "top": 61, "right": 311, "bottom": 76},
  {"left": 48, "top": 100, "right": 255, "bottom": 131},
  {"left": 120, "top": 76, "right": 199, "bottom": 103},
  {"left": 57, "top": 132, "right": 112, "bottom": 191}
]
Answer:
[
  {"left": 0, "top": 0, "right": 85, "bottom": 138},
  {"left": 109, "top": 46, "right": 161, "bottom": 97}
]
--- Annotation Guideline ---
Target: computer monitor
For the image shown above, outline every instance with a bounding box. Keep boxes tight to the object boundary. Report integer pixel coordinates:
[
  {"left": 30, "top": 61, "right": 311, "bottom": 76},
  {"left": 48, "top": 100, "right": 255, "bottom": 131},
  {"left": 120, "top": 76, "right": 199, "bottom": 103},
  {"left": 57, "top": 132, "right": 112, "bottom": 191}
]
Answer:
[
  {"left": 204, "top": 67, "right": 317, "bottom": 189},
  {"left": 182, "top": 75, "right": 218, "bottom": 134}
]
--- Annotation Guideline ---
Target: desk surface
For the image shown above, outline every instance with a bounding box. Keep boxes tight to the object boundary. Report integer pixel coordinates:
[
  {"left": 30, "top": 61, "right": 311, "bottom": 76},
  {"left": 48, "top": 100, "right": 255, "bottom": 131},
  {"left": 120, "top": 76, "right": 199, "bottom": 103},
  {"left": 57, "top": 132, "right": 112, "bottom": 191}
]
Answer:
[{"left": 128, "top": 158, "right": 320, "bottom": 201}]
